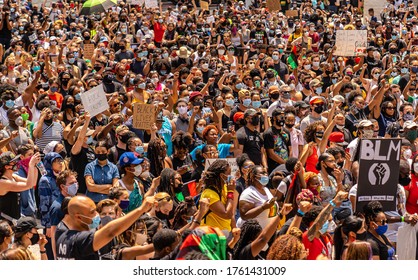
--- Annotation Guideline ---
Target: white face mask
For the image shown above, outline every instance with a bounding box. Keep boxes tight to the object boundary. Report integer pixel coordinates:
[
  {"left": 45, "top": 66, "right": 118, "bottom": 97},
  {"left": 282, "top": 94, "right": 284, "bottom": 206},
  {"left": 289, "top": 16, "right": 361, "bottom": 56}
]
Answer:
[
  {"left": 362, "top": 129, "right": 374, "bottom": 139},
  {"left": 178, "top": 106, "right": 188, "bottom": 115},
  {"left": 404, "top": 149, "right": 412, "bottom": 160},
  {"left": 414, "top": 162, "right": 418, "bottom": 173},
  {"left": 312, "top": 61, "right": 320, "bottom": 67},
  {"left": 202, "top": 63, "right": 209, "bottom": 69},
  {"left": 218, "top": 49, "right": 225, "bottom": 55},
  {"left": 133, "top": 165, "right": 143, "bottom": 177}
]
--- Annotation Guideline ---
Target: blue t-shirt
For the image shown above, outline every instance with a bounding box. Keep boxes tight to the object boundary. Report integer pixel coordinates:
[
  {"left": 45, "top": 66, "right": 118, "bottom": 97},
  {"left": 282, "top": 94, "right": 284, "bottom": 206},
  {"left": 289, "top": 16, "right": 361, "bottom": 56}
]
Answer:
[
  {"left": 84, "top": 160, "right": 120, "bottom": 203},
  {"left": 190, "top": 143, "right": 232, "bottom": 161}
]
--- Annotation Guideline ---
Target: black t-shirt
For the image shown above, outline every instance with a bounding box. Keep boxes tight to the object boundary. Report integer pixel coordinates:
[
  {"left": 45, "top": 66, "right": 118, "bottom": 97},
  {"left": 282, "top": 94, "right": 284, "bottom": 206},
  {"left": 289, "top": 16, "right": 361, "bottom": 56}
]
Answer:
[
  {"left": 103, "top": 81, "right": 125, "bottom": 94},
  {"left": 263, "top": 126, "right": 291, "bottom": 173},
  {"left": 236, "top": 126, "right": 264, "bottom": 165},
  {"left": 55, "top": 222, "right": 99, "bottom": 260},
  {"left": 202, "top": 69, "right": 214, "bottom": 83},
  {"left": 367, "top": 232, "right": 393, "bottom": 260},
  {"left": 235, "top": 244, "right": 263, "bottom": 260},
  {"left": 70, "top": 146, "right": 96, "bottom": 194}
]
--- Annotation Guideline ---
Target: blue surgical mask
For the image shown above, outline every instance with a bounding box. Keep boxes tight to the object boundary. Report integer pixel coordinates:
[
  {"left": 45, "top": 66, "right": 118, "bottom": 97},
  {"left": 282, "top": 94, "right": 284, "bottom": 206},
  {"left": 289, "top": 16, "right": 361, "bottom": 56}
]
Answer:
[
  {"left": 401, "top": 67, "right": 409, "bottom": 74},
  {"left": 375, "top": 224, "right": 388, "bottom": 235},
  {"left": 160, "top": 70, "right": 167, "bottom": 76},
  {"left": 75, "top": 93, "right": 81, "bottom": 101},
  {"left": 315, "top": 87, "right": 323, "bottom": 94},
  {"left": 392, "top": 35, "right": 397, "bottom": 40},
  {"left": 243, "top": 98, "right": 252, "bottom": 107},
  {"left": 225, "top": 99, "right": 235, "bottom": 107},
  {"left": 272, "top": 55, "right": 279, "bottom": 60},
  {"left": 51, "top": 87, "right": 58, "bottom": 93},
  {"left": 196, "top": 126, "right": 204, "bottom": 134},
  {"left": 252, "top": 100, "right": 261, "bottom": 108},
  {"left": 258, "top": 175, "right": 269, "bottom": 186},
  {"left": 332, "top": 78, "right": 338, "bottom": 84},
  {"left": 236, "top": 83, "right": 244, "bottom": 90},
  {"left": 162, "top": 52, "right": 169, "bottom": 58},
  {"left": 66, "top": 183, "right": 78, "bottom": 196},
  {"left": 119, "top": 199, "right": 130, "bottom": 210},
  {"left": 86, "top": 136, "right": 93, "bottom": 145},
  {"left": 412, "top": 66, "right": 418, "bottom": 74},
  {"left": 69, "top": 58, "right": 75, "bottom": 64},
  {"left": 138, "top": 83, "right": 146, "bottom": 89},
  {"left": 79, "top": 214, "right": 101, "bottom": 229},
  {"left": 130, "top": 78, "right": 135, "bottom": 85},
  {"left": 32, "top": 65, "right": 41, "bottom": 72},
  {"left": 135, "top": 146, "right": 145, "bottom": 155},
  {"left": 319, "top": 220, "right": 329, "bottom": 235},
  {"left": 5, "top": 99, "right": 14, "bottom": 108}
]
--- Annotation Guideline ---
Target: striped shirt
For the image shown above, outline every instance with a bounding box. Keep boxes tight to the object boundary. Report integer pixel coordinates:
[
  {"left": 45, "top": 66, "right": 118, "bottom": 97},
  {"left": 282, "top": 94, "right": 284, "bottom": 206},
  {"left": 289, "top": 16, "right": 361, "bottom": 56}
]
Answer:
[{"left": 34, "top": 121, "right": 64, "bottom": 152}]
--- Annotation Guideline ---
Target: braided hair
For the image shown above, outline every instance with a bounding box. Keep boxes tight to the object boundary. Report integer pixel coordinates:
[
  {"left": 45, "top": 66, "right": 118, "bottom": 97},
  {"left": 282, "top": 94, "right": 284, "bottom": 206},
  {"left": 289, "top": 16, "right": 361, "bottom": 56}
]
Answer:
[
  {"left": 232, "top": 219, "right": 262, "bottom": 260},
  {"left": 157, "top": 168, "right": 177, "bottom": 197},
  {"left": 171, "top": 196, "right": 197, "bottom": 230},
  {"left": 203, "top": 159, "right": 229, "bottom": 196},
  {"left": 148, "top": 138, "right": 166, "bottom": 177},
  {"left": 246, "top": 165, "right": 264, "bottom": 187}
]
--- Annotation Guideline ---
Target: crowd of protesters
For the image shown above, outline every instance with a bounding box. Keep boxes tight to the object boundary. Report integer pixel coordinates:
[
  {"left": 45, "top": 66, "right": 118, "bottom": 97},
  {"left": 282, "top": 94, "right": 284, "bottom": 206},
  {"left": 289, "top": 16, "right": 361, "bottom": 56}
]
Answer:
[{"left": 2, "top": 0, "right": 418, "bottom": 260}]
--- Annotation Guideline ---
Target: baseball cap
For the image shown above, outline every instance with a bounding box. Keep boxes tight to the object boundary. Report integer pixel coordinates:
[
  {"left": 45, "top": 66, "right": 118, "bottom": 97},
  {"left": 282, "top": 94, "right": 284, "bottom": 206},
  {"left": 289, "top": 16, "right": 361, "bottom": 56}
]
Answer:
[
  {"left": 176, "top": 46, "right": 191, "bottom": 58},
  {"left": 294, "top": 101, "right": 310, "bottom": 109},
  {"left": 119, "top": 152, "right": 144, "bottom": 167},
  {"left": 328, "top": 132, "right": 348, "bottom": 146},
  {"left": 244, "top": 108, "right": 261, "bottom": 118},
  {"left": 75, "top": 126, "right": 95, "bottom": 138},
  {"left": 268, "top": 85, "right": 280, "bottom": 95},
  {"left": 403, "top": 120, "right": 418, "bottom": 130},
  {"left": 14, "top": 217, "right": 43, "bottom": 235},
  {"left": 309, "top": 96, "right": 326, "bottom": 105},
  {"left": 309, "top": 79, "right": 322, "bottom": 88},
  {"left": 332, "top": 95, "right": 345, "bottom": 103},
  {"left": 0, "top": 152, "right": 21, "bottom": 170},
  {"left": 358, "top": 119, "right": 373, "bottom": 128}
]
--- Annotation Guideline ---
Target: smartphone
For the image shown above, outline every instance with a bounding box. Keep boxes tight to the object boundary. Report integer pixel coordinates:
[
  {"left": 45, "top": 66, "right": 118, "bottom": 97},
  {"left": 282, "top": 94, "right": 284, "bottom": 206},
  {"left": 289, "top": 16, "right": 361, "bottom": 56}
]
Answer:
[{"left": 227, "top": 121, "right": 234, "bottom": 133}]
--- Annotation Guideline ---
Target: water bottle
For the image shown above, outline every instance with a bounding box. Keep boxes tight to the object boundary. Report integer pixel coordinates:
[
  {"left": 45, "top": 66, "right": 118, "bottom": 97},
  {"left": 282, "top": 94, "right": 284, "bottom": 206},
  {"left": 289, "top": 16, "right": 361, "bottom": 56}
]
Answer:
[{"left": 36, "top": 162, "right": 47, "bottom": 176}]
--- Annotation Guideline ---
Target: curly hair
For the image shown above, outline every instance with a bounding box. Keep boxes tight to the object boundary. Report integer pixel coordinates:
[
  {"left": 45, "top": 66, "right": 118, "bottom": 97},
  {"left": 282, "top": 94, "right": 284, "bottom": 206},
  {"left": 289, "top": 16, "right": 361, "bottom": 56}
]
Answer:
[
  {"left": 363, "top": 201, "right": 383, "bottom": 225},
  {"left": 304, "top": 121, "right": 326, "bottom": 143},
  {"left": 202, "top": 125, "right": 219, "bottom": 140},
  {"left": 171, "top": 131, "right": 193, "bottom": 151},
  {"left": 153, "top": 58, "right": 172, "bottom": 74},
  {"left": 148, "top": 138, "right": 166, "bottom": 177},
  {"left": 232, "top": 219, "right": 262, "bottom": 260},
  {"left": 267, "top": 232, "right": 305, "bottom": 260},
  {"left": 195, "top": 144, "right": 216, "bottom": 165},
  {"left": 204, "top": 159, "right": 229, "bottom": 196},
  {"left": 246, "top": 165, "right": 265, "bottom": 187}
]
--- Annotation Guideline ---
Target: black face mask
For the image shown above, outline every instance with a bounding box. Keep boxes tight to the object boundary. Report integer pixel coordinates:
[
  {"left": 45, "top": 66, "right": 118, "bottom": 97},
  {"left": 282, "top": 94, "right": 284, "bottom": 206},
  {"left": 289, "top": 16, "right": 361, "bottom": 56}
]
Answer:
[
  {"left": 314, "top": 105, "right": 324, "bottom": 114},
  {"left": 96, "top": 153, "right": 108, "bottom": 161},
  {"left": 94, "top": 65, "right": 102, "bottom": 72},
  {"left": 276, "top": 119, "right": 284, "bottom": 127},
  {"left": 120, "top": 133, "right": 130, "bottom": 143},
  {"left": 315, "top": 131, "right": 324, "bottom": 139},
  {"left": 61, "top": 79, "right": 69, "bottom": 86},
  {"left": 155, "top": 210, "right": 169, "bottom": 220},
  {"left": 44, "top": 118, "right": 53, "bottom": 125},
  {"left": 285, "top": 123, "right": 294, "bottom": 129},
  {"left": 356, "top": 231, "right": 367, "bottom": 241},
  {"left": 30, "top": 232, "right": 39, "bottom": 245},
  {"left": 270, "top": 93, "right": 279, "bottom": 100},
  {"left": 399, "top": 175, "right": 411, "bottom": 186},
  {"left": 266, "top": 72, "right": 275, "bottom": 79},
  {"left": 84, "top": 35, "right": 91, "bottom": 40},
  {"left": 337, "top": 161, "right": 344, "bottom": 169},
  {"left": 120, "top": 45, "right": 126, "bottom": 50},
  {"left": 251, "top": 116, "right": 260, "bottom": 126},
  {"left": 193, "top": 100, "right": 204, "bottom": 109},
  {"left": 59, "top": 150, "right": 67, "bottom": 159},
  {"left": 389, "top": 49, "right": 397, "bottom": 54},
  {"left": 66, "top": 104, "right": 75, "bottom": 110},
  {"left": 324, "top": 164, "right": 335, "bottom": 175}
]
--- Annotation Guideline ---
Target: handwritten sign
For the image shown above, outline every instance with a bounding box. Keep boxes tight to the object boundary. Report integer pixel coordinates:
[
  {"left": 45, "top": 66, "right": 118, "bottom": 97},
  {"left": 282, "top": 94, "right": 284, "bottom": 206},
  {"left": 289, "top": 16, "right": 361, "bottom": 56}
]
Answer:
[
  {"left": 133, "top": 103, "right": 157, "bottom": 130},
  {"left": 200, "top": 0, "right": 209, "bottom": 10},
  {"left": 83, "top": 43, "right": 95, "bottom": 60},
  {"left": 285, "top": 10, "right": 298, "bottom": 17},
  {"left": 145, "top": 0, "right": 158, "bottom": 8},
  {"left": 80, "top": 85, "right": 109, "bottom": 117},
  {"left": 206, "top": 15, "right": 215, "bottom": 24},
  {"left": 334, "top": 30, "right": 367, "bottom": 57},
  {"left": 266, "top": 0, "right": 281, "bottom": 12},
  {"left": 205, "top": 158, "right": 238, "bottom": 177},
  {"left": 131, "top": 0, "right": 145, "bottom": 5}
]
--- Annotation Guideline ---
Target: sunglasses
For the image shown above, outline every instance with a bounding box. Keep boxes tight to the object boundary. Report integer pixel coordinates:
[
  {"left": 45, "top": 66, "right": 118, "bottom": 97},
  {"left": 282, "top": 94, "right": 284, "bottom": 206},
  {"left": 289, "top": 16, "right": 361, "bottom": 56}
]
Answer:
[{"left": 157, "top": 196, "right": 172, "bottom": 202}]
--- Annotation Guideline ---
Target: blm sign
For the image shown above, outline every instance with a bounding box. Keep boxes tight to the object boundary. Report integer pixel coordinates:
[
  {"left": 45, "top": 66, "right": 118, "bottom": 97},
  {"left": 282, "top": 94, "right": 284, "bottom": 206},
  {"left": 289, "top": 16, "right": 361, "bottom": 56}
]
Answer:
[{"left": 356, "top": 138, "right": 401, "bottom": 212}]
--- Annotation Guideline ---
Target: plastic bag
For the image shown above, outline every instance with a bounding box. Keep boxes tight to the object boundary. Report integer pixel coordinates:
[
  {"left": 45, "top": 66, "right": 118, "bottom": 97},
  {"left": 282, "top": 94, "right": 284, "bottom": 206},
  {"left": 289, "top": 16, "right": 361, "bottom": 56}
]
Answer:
[{"left": 397, "top": 224, "right": 418, "bottom": 260}]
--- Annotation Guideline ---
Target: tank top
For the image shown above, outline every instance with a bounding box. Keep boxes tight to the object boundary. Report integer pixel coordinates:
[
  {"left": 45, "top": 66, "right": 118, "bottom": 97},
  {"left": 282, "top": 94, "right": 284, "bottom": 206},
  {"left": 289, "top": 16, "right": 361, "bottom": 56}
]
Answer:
[
  {"left": 0, "top": 177, "right": 20, "bottom": 219},
  {"left": 158, "top": 117, "right": 173, "bottom": 156},
  {"left": 175, "top": 116, "right": 189, "bottom": 133},
  {"left": 305, "top": 146, "right": 319, "bottom": 174},
  {"left": 221, "top": 109, "right": 230, "bottom": 130},
  {"left": 231, "top": 35, "right": 241, "bottom": 46}
]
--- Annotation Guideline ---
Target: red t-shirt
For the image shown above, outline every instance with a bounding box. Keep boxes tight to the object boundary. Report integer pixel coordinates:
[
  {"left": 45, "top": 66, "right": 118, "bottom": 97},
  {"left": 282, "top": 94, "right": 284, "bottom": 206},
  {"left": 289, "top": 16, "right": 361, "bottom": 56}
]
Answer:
[
  {"left": 153, "top": 22, "right": 166, "bottom": 43},
  {"left": 48, "top": 92, "right": 64, "bottom": 109},
  {"left": 302, "top": 231, "right": 331, "bottom": 260},
  {"left": 405, "top": 174, "right": 418, "bottom": 214}
]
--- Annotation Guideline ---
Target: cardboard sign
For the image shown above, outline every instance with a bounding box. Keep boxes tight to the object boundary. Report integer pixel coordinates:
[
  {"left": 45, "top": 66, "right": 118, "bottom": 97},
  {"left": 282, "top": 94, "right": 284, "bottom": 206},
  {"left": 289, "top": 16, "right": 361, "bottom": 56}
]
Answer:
[
  {"left": 334, "top": 30, "right": 367, "bottom": 57},
  {"left": 80, "top": 85, "right": 109, "bottom": 117},
  {"left": 356, "top": 138, "right": 401, "bottom": 212},
  {"left": 266, "top": 0, "right": 281, "bottom": 12},
  {"left": 132, "top": 103, "right": 157, "bottom": 130},
  {"left": 200, "top": 0, "right": 209, "bottom": 10},
  {"left": 83, "top": 43, "right": 95, "bottom": 60},
  {"left": 285, "top": 10, "right": 298, "bottom": 17},
  {"left": 145, "top": 0, "right": 158, "bottom": 8},
  {"left": 205, "top": 158, "right": 238, "bottom": 177}
]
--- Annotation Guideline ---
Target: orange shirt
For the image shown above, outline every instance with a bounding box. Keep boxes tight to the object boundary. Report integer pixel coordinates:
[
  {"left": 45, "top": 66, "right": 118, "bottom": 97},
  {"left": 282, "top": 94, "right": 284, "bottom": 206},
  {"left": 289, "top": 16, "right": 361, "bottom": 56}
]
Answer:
[{"left": 48, "top": 92, "right": 64, "bottom": 109}]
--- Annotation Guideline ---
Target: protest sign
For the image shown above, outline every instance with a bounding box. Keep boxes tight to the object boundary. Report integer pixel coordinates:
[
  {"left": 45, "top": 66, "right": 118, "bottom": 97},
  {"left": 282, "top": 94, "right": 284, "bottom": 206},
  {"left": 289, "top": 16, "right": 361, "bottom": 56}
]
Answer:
[
  {"left": 132, "top": 103, "right": 157, "bottom": 130},
  {"left": 266, "top": 0, "right": 281, "bottom": 11},
  {"left": 205, "top": 158, "right": 238, "bottom": 177},
  {"left": 285, "top": 10, "right": 298, "bottom": 17},
  {"left": 131, "top": 0, "right": 145, "bottom": 5},
  {"left": 356, "top": 138, "right": 401, "bottom": 212},
  {"left": 200, "top": 0, "right": 209, "bottom": 10},
  {"left": 145, "top": 0, "right": 158, "bottom": 8},
  {"left": 80, "top": 85, "right": 109, "bottom": 117},
  {"left": 334, "top": 30, "right": 367, "bottom": 57},
  {"left": 83, "top": 43, "right": 95, "bottom": 60}
]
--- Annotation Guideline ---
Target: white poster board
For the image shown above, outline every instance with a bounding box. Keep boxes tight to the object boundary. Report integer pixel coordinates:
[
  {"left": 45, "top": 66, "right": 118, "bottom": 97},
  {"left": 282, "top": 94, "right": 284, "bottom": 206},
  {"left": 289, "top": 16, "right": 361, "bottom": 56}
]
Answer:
[
  {"left": 131, "top": 0, "right": 145, "bottom": 5},
  {"left": 334, "top": 30, "right": 367, "bottom": 57},
  {"left": 80, "top": 85, "right": 109, "bottom": 117},
  {"left": 145, "top": 0, "right": 158, "bottom": 8},
  {"left": 205, "top": 158, "right": 238, "bottom": 177}
]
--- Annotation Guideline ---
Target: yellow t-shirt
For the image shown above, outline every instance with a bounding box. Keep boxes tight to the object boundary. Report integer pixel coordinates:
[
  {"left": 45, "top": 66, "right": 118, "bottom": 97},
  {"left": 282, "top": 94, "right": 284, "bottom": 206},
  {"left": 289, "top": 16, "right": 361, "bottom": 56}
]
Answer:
[{"left": 200, "top": 185, "right": 231, "bottom": 232}]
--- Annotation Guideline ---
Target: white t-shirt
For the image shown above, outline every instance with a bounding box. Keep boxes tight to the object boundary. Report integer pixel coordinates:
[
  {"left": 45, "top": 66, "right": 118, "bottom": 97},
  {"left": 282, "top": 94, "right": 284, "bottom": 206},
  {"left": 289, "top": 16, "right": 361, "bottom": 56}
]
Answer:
[{"left": 236, "top": 185, "right": 274, "bottom": 229}]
